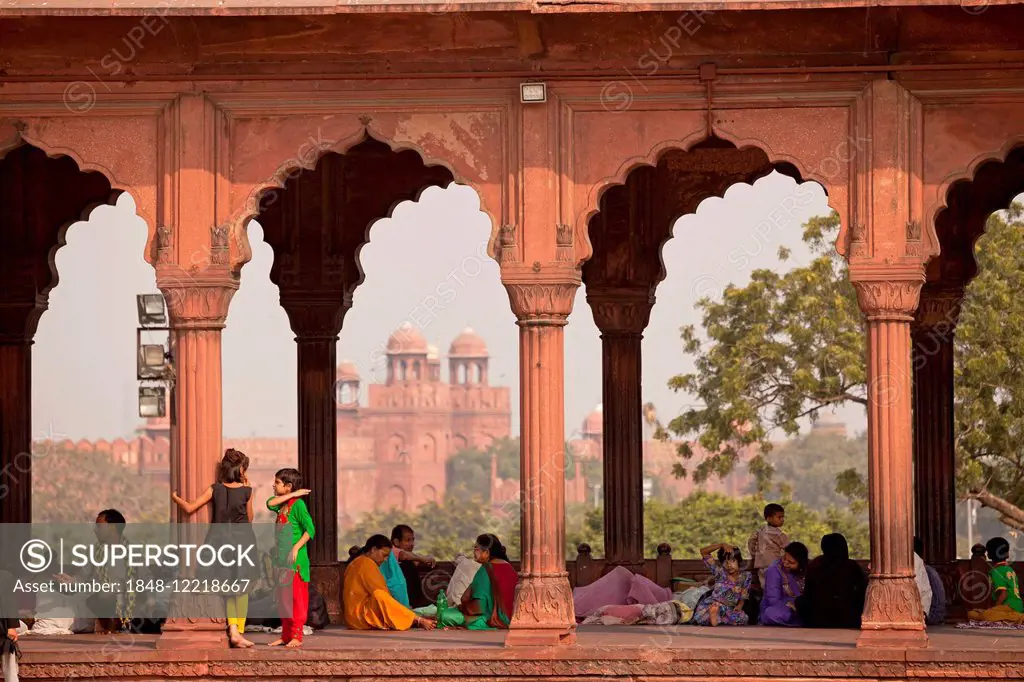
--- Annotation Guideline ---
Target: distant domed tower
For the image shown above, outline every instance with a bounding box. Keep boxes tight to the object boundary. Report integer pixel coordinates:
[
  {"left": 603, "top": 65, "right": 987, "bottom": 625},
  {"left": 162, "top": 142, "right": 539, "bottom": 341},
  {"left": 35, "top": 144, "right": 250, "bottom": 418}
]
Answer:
[
  {"left": 582, "top": 404, "right": 603, "bottom": 440},
  {"left": 449, "top": 326, "right": 489, "bottom": 385},
  {"left": 336, "top": 360, "right": 361, "bottom": 406},
  {"left": 386, "top": 322, "right": 429, "bottom": 384},
  {"left": 427, "top": 344, "right": 442, "bottom": 382}
]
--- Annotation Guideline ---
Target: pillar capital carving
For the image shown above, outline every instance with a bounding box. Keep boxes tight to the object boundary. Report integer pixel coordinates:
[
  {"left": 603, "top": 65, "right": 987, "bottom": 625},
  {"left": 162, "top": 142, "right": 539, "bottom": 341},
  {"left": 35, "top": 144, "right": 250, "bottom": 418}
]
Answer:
[
  {"left": 0, "top": 294, "right": 47, "bottom": 344},
  {"left": 849, "top": 263, "right": 925, "bottom": 322},
  {"left": 279, "top": 290, "right": 351, "bottom": 341},
  {"left": 157, "top": 268, "right": 239, "bottom": 331},
  {"left": 587, "top": 287, "right": 656, "bottom": 335},
  {"left": 502, "top": 270, "right": 581, "bottom": 325},
  {"left": 912, "top": 286, "right": 964, "bottom": 332}
]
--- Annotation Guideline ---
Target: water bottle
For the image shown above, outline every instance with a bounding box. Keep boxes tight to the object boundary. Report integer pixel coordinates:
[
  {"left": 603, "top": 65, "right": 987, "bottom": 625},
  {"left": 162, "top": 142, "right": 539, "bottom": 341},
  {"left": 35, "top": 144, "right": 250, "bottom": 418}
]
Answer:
[{"left": 436, "top": 589, "right": 448, "bottom": 613}]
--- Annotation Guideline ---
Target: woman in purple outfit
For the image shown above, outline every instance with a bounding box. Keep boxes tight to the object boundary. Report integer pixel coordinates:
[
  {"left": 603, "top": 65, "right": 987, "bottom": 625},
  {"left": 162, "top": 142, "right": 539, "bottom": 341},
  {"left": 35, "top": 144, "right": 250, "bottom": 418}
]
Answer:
[{"left": 759, "top": 542, "right": 809, "bottom": 626}]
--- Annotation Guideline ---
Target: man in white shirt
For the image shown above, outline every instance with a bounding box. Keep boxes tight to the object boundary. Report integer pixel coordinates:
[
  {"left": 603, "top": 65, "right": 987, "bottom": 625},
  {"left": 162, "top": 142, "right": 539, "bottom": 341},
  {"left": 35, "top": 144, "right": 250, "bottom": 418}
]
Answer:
[{"left": 913, "top": 536, "right": 933, "bottom": 622}]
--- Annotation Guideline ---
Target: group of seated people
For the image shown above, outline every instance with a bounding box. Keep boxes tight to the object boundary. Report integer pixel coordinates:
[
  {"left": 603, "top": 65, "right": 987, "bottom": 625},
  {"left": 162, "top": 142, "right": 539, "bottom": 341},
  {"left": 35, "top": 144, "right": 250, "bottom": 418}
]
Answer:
[{"left": 342, "top": 525, "right": 519, "bottom": 631}]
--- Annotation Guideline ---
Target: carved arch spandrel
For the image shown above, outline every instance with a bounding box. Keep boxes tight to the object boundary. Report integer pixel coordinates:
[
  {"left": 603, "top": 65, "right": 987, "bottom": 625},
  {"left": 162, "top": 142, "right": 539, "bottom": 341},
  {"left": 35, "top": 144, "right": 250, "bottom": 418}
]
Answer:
[
  {"left": 921, "top": 96, "right": 1024, "bottom": 256},
  {"left": 0, "top": 115, "right": 160, "bottom": 263},
  {"left": 569, "top": 104, "right": 851, "bottom": 266},
  {"left": 222, "top": 109, "right": 507, "bottom": 275}
]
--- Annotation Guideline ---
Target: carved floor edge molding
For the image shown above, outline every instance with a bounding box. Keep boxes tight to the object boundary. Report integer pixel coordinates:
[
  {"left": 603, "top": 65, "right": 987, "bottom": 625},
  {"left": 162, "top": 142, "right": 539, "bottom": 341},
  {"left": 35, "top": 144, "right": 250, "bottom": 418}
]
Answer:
[{"left": 19, "top": 645, "right": 1024, "bottom": 680}]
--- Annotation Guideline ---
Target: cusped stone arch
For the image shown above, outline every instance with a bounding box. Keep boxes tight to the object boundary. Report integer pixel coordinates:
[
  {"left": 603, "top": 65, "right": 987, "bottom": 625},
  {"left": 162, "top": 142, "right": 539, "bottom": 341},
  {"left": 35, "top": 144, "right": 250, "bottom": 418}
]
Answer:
[
  {"left": 231, "top": 125, "right": 502, "bottom": 280},
  {"left": 387, "top": 433, "right": 407, "bottom": 461},
  {"left": 929, "top": 142, "right": 1024, "bottom": 284},
  {"left": 0, "top": 140, "right": 137, "bottom": 337},
  {"left": 421, "top": 484, "right": 438, "bottom": 505},
  {"left": 0, "top": 120, "right": 158, "bottom": 263},
  {"left": 578, "top": 131, "right": 844, "bottom": 276}
]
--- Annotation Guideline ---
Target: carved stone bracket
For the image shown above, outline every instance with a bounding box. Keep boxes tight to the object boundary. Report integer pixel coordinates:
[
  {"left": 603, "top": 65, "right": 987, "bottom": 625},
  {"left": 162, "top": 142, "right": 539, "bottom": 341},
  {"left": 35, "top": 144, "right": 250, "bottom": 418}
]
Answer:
[
  {"left": 158, "top": 269, "right": 239, "bottom": 331},
  {"left": 498, "top": 224, "right": 520, "bottom": 265},
  {"left": 849, "top": 223, "right": 868, "bottom": 259},
  {"left": 507, "top": 573, "right": 577, "bottom": 645},
  {"left": 555, "top": 223, "right": 574, "bottom": 263},
  {"left": 209, "top": 225, "right": 229, "bottom": 266},
  {"left": 587, "top": 287, "right": 656, "bottom": 334},
  {"left": 155, "top": 225, "right": 174, "bottom": 266},
  {"left": 905, "top": 219, "right": 923, "bottom": 258}
]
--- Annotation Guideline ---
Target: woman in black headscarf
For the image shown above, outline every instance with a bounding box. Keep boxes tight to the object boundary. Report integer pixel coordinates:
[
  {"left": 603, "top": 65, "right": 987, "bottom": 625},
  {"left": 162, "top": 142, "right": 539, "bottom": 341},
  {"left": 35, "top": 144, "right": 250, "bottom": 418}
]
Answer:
[{"left": 795, "top": 533, "right": 867, "bottom": 628}]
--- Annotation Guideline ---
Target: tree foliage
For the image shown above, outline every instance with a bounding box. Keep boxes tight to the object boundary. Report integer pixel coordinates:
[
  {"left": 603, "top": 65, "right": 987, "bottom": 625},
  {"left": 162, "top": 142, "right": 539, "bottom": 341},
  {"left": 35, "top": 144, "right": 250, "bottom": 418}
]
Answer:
[
  {"left": 659, "top": 213, "right": 864, "bottom": 490},
  {"left": 32, "top": 446, "right": 170, "bottom": 524},
  {"left": 657, "top": 205, "right": 1024, "bottom": 524},
  {"left": 445, "top": 437, "right": 520, "bottom": 504}
]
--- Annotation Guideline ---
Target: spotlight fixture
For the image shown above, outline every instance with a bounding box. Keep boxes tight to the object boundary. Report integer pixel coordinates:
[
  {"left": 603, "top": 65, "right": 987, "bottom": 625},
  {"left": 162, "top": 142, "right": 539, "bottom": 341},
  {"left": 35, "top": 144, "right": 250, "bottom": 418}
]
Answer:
[{"left": 520, "top": 82, "right": 547, "bottom": 104}]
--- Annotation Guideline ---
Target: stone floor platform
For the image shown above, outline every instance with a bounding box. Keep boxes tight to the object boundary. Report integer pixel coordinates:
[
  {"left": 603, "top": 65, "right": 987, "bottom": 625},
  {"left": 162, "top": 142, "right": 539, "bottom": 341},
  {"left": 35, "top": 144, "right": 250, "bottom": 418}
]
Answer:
[{"left": 17, "top": 625, "right": 1024, "bottom": 681}]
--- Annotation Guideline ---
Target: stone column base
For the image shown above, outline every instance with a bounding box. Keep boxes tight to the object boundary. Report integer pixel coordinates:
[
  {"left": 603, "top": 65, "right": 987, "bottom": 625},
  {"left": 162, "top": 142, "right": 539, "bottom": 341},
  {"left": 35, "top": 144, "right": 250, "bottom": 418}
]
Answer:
[
  {"left": 156, "top": 621, "right": 229, "bottom": 650},
  {"left": 505, "top": 627, "right": 577, "bottom": 647},
  {"left": 856, "top": 628, "right": 928, "bottom": 649},
  {"left": 156, "top": 593, "right": 229, "bottom": 650},
  {"left": 311, "top": 562, "right": 344, "bottom": 625}
]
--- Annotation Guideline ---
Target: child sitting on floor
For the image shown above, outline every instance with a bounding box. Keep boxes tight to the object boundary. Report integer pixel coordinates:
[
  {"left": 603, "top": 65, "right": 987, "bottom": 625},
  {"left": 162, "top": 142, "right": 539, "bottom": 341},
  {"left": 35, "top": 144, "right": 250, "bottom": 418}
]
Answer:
[{"left": 968, "top": 537, "right": 1024, "bottom": 624}]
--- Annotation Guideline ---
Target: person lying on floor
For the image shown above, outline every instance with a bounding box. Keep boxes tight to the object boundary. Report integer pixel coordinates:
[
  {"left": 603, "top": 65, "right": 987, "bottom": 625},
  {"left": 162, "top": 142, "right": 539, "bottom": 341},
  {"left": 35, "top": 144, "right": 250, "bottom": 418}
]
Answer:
[
  {"left": 691, "top": 543, "right": 751, "bottom": 626},
  {"left": 572, "top": 564, "right": 672, "bottom": 620},
  {"left": 968, "top": 537, "right": 1024, "bottom": 624},
  {"left": 343, "top": 535, "right": 436, "bottom": 631}
]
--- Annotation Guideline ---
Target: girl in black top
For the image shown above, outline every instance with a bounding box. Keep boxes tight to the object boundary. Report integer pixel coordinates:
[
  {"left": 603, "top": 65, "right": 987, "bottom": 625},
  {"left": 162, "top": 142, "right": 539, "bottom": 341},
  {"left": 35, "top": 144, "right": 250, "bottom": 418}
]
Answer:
[{"left": 172, "top": 448, "right": 259, "bottom": 648}]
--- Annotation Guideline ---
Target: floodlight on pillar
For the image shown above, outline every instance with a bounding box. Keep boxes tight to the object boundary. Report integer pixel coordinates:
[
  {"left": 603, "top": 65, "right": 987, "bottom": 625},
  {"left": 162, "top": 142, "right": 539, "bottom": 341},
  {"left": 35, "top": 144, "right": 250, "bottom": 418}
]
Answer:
[
  {"left": 137, "top": 294, "right": 167, "bottom": 327},
  {"left": 138, "top": 343, "right": 169, "bottom": 380},
  {"left": 520, "top": 82, "right": 547, "bottom": 103},
  {"left": 139, "top": 386, "right": 166, "bottom": 418}
]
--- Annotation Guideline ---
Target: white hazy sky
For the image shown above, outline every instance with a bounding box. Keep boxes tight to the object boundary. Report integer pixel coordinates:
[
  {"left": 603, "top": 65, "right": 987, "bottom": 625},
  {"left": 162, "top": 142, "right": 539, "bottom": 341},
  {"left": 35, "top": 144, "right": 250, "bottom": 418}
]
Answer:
[{"left": 31, "top": 172, "right": 867, "bottom": 444}]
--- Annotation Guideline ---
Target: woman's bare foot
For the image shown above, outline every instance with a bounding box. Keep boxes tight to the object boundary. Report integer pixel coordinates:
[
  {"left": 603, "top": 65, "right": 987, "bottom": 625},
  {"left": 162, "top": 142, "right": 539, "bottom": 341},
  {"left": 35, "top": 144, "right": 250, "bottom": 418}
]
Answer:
[
  {"left": 415, "top": 617, "right": 437, "bottom": 631},
  {"left": 237, "top": 637, "right": 255, "bottom": 648},
  {"left": 267, "top": 638, "right": 285, "bottom": 646},
  {"left": 284, "top": 639, "right": 303, "bottom": 648}
]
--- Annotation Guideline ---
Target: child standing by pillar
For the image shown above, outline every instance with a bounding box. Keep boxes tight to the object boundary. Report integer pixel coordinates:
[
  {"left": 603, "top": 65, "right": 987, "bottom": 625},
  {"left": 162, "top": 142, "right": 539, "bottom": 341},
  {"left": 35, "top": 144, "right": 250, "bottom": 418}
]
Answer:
[
  {"left": 267, "top": 468, "right": 315, "bottom": 648},
  {"left": 747, "top": 503, "right": 790, "bottom": 589}
]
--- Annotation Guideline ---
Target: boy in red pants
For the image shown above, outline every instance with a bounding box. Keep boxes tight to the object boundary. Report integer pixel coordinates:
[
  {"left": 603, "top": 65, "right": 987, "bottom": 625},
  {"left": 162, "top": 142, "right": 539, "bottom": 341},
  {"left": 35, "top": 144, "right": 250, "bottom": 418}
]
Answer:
[{"left": 267, "top": 468, "right": 315, "bottom": 648}]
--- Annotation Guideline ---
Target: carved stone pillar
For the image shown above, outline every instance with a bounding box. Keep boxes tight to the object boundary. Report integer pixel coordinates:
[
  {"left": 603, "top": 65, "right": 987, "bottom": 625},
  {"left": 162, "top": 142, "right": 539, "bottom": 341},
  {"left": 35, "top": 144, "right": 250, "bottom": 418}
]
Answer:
[
  {"left": 280, "top": 291, "right": 348, "bottom": 624},
  {"left": 156, "top": 272, "right": 237, "bottom": 649},
  {"left": 911, "top": 286, "right": 962, "bottom": 567},
  {"left": 0, "top": 292, "right": 44, "bottom": 525},
  {"left": 504, "top": 278, "right": 578, "bottom": 646},
  {"left": 588, "top": 287, "right": 655, "bottom": 571},
  {"left": 853, "top": 272, "right": 928, "bottom": 648}
]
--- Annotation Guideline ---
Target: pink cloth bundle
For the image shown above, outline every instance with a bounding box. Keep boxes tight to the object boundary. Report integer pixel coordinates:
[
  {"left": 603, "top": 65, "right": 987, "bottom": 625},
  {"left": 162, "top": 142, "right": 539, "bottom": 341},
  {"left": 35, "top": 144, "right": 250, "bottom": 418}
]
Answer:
[{"left": 572, "top": 566, "right": 673, "bottom": 618}]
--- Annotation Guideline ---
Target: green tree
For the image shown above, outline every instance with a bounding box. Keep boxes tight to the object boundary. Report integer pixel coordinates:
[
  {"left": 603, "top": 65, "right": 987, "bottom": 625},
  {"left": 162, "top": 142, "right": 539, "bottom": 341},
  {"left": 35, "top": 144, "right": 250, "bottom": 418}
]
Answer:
[
  {"left": 445, "top": 437, "right": 519, "bottom": 504},
  {"left": 33, "top": 446, "right": 170, "bottom": 524},
  {"left": 769, "top": 430, "right": 868, "bottom": 513},
  {"left": 655, "top": 205, "right": 1024, "bottom": 527}
]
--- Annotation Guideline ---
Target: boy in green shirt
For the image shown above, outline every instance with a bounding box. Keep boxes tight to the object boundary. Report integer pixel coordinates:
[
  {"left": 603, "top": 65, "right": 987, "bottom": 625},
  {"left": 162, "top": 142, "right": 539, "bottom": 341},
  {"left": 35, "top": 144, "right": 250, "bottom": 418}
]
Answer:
[
  {"left": 968, "top": 536, "right": 1024, "bottom": 624},
  {"left": 266, "top": 468, "right": 315, "bottom": 647}
]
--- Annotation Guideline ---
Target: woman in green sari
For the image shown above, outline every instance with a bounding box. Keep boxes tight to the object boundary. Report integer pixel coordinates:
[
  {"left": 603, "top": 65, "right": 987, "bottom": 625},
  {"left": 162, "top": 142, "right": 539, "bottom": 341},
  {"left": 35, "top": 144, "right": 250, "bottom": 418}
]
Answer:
[{"left": 439, "top": 534, "right": 519, "bottom": 629}]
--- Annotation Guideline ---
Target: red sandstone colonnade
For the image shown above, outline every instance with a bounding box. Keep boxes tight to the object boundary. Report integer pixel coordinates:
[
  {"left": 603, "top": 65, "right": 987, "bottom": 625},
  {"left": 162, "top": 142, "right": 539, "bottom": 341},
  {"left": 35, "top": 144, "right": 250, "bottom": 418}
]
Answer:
[{"left": 4, "top": 6, "right": 1024, "bottom": 644}]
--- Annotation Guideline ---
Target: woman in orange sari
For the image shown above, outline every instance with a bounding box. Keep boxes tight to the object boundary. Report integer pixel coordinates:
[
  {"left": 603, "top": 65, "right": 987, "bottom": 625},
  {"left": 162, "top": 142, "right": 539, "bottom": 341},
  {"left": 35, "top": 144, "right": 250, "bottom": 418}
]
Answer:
[
  {"left": 343, "top": 535, "right": 436, "bottom": 631},
  {"left": 458, "top": 534, "right": 518, "bottom": 629}
]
